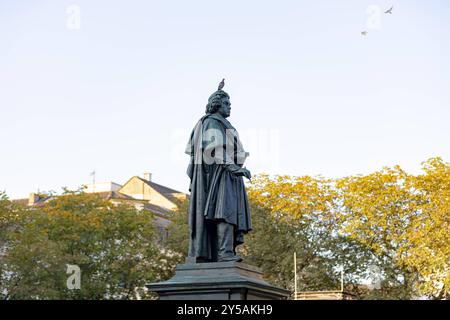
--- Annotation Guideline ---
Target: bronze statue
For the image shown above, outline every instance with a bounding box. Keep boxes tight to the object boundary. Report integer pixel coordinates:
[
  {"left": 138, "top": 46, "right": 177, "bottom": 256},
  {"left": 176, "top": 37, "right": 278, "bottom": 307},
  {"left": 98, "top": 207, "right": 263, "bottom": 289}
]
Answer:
[{"left": 185, "top": 80, "right": 252, "bottom": 263}]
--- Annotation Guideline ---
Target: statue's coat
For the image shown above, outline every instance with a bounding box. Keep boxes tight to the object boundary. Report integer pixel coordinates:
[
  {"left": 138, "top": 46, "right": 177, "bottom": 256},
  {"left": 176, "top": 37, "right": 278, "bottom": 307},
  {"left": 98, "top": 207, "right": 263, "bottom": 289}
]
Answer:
[{"left": 185, "top": 113, "right": 252, "bottom": 261}]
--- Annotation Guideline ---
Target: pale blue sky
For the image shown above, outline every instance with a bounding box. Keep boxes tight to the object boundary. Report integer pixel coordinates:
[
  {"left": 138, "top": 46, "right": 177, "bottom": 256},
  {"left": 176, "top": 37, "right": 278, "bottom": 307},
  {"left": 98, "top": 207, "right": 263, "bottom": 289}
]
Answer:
[{"left": 1, "top": 0, "right": 449, "bottom": 198}]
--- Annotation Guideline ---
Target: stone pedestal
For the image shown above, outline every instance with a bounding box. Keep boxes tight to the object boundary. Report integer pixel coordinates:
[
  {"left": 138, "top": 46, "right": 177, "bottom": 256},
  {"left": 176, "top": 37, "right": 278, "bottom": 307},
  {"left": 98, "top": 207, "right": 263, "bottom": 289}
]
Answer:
[{"left": 147, "top": 261, "right": 291, "bottom": 300}]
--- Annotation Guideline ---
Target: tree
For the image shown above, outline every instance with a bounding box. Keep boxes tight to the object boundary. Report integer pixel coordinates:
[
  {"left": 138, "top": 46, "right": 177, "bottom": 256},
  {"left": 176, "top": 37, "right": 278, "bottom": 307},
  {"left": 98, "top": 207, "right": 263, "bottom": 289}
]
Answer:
[
  {"left": 335, "top": 165, "right": 419, "bottom": 299},
  {"left": 239, "top": 204, "right": 337, "bottom": 293},
  {"left": 246, "top": 175, "right": 374, "bottom": 295},
  {"left": 335, "top": 158, "right": 450, "bottom": 299},
  {"left": 405, "top": 158, "right": 450, "bottom": 299},
  {"left": 165, "top": 199, "right": 189, "bottom": 263},
  {"left": 0, "top": 191, "right": 174, "bottom": 299}
]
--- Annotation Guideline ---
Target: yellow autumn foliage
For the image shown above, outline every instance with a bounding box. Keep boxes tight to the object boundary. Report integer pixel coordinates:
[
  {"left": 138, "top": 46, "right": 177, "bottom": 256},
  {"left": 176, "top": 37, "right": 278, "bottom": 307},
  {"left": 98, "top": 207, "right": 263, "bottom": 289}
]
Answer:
[{"left": 248, "top": 157, "right": 449, "bottom": 299}]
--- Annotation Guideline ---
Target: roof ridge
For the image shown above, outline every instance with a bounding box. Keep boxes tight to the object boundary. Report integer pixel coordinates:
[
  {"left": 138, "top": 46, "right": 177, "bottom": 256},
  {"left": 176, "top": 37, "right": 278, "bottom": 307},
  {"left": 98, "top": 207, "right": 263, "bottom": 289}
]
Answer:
[{"left": 142, "top": 178, "right": 183, "bottom": 194}]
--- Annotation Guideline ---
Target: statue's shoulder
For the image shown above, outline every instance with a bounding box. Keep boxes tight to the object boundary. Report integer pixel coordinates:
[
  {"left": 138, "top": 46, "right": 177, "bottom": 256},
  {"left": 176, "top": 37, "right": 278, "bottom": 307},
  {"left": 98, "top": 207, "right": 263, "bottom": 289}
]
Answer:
[{"left": 201, "top": 114, "right": 224, "bottom": 129}]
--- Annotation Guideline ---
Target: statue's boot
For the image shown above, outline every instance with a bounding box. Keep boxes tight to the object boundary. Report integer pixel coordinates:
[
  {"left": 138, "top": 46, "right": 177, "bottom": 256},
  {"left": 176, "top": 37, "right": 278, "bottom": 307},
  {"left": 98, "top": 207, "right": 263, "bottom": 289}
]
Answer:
[{"left": 217, "top": 221, "right": 242, "bottom": 262}]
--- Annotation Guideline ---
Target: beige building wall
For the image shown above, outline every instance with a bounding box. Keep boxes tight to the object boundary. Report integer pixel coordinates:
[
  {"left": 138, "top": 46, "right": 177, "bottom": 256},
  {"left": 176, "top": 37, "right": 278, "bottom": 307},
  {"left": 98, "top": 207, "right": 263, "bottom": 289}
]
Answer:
[
  {"left": 118, "top": 177, "right": 148, "bottom": 200},
  {"left": 119, "top": 177, "right": 177, "bottom": 211}
]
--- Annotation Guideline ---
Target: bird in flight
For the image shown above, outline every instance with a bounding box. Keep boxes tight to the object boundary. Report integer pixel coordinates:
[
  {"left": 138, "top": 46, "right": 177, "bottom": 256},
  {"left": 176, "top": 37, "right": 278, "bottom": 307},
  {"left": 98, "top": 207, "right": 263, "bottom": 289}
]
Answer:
[
  {"left": 385, "top": 6, "right": 393, "bottom": 14},
  {"left": 361, "top": 31, "right": 368, "bottom": 36},
  {"left": 218, "top": 78, "right": 225, "bottom": 90}
]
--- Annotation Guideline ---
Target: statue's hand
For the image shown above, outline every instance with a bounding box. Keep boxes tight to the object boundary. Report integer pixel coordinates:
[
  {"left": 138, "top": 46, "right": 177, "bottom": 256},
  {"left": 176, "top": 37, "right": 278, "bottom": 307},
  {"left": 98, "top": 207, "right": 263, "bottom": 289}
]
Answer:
[
  {"left": 235, "top": 167, "right": 251, "bottom": 181},
  {"left": 243, "top": 168, "right": 252, "bottom": 181}
]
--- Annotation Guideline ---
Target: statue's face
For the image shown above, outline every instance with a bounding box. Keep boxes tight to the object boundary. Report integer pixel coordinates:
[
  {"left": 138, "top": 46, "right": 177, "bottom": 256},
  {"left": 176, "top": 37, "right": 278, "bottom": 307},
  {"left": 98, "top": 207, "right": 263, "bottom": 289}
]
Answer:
[{"left": 217, "top": 97, "right": 231, "bottom": 118}]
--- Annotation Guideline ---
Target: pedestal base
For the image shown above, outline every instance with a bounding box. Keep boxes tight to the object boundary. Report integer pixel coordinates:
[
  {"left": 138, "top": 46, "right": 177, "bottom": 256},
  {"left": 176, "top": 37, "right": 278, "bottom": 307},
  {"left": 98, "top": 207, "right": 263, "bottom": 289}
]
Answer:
[{"left": 147, "top": 261, "right": 290, "bottom": 300}]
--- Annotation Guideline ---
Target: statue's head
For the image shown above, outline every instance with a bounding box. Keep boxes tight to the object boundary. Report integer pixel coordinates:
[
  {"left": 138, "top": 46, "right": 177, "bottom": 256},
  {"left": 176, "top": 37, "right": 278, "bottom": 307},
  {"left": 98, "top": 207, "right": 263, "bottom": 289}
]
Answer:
[{"left": 205, "top": 90, "right": 231, "bottom": 118}]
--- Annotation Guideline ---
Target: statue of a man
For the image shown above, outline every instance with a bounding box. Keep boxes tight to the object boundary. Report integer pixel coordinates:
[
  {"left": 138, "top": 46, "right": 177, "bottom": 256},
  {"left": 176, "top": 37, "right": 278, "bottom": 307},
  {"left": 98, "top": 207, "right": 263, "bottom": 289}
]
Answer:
[{"left": 185, "top": 85, "right": 252, "bottom": 263}]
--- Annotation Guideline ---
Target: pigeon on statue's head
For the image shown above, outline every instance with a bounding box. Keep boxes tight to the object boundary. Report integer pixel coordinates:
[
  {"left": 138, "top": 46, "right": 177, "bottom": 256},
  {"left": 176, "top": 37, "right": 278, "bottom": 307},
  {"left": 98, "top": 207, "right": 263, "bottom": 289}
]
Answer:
[{"left": 218, "top": 78, "right": 225, "bottom": 91}]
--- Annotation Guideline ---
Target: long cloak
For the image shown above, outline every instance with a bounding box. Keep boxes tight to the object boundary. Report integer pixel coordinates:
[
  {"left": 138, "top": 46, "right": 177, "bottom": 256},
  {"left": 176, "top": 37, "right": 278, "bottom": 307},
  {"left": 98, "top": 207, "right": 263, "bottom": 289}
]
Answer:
[{"left": 185, "top": 113, "right": 252, "bottom": 261}]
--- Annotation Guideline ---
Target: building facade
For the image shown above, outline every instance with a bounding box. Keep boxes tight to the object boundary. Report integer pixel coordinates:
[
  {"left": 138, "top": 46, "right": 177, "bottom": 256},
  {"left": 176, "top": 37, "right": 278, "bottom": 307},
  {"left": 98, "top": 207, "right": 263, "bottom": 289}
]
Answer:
[{"left": 13, "top": 173, "right": 187, "bottom": 238}]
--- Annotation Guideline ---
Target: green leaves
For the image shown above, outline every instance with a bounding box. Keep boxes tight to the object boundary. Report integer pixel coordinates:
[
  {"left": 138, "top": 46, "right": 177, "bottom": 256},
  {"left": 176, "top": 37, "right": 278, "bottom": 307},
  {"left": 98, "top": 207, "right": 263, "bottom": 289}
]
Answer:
[{"left": 0, "top": 191, "right": 170, "bottom": 300}]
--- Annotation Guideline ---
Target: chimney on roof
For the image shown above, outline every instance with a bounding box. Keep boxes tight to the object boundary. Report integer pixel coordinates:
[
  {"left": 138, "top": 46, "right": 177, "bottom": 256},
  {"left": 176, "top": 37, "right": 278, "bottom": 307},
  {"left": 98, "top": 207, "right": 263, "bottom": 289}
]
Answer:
[
  {"left": 28, "top": 193, "right": 39, "bottom": 206},
  {"left": 143, "top": 172, "right": 152, "bottom": 182}
]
